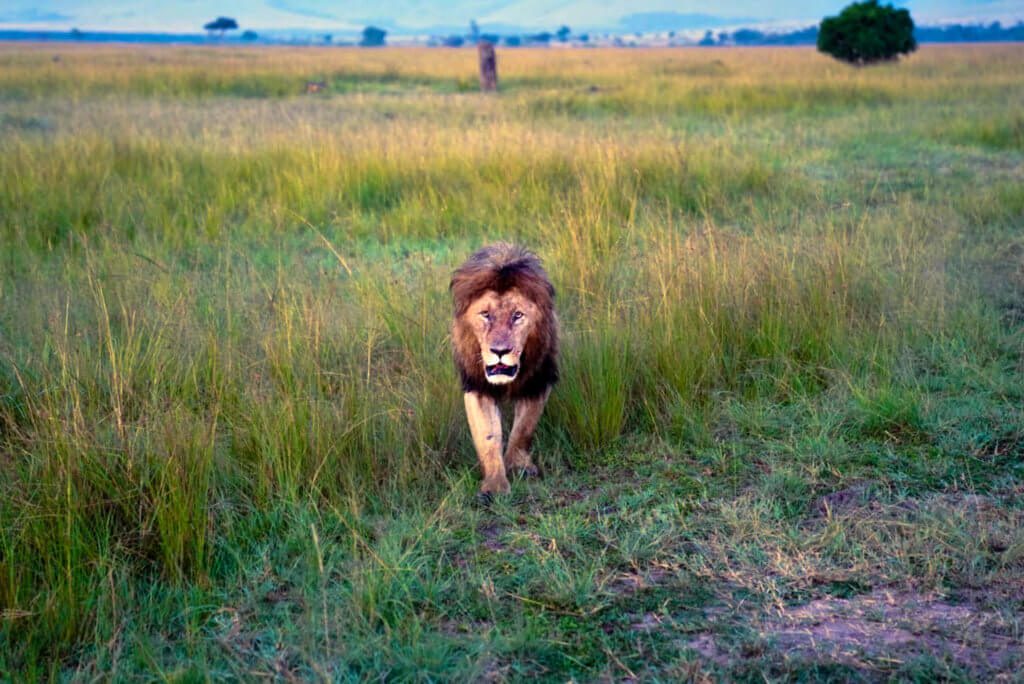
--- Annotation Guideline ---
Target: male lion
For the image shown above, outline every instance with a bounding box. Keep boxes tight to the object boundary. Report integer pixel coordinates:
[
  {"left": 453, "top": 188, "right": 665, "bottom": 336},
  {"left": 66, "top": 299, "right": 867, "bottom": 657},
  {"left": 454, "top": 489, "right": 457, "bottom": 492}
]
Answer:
[{"left": 450, "top": 243, "right": 559, "bottom": 501}]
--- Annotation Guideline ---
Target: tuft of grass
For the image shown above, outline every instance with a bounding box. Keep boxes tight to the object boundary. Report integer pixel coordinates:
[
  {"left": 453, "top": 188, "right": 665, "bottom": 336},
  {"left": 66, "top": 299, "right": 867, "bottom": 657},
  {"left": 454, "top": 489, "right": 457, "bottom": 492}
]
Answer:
[
  {"left": 849, "top": 383, "right": 928, "bottom": 443},
  {"left": 549, "top": 321, "right": 635, "bottom": 457}
]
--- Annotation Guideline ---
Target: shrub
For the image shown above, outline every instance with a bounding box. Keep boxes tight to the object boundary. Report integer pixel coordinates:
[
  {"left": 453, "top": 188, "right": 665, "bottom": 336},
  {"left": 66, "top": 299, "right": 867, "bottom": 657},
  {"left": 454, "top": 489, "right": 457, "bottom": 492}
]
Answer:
[
  {"left": 360, "top": 26, "right": 387, "bottom": 47},
  {"left": 818, "top": 0, "right": 917, "bottom": 65}
]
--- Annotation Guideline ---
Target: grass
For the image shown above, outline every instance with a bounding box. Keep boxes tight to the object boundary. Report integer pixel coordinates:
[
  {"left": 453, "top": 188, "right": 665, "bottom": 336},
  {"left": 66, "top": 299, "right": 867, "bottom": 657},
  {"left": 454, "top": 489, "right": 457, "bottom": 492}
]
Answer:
[{"left": 1, "top": 43, "right": 1023, "bottom": 680}]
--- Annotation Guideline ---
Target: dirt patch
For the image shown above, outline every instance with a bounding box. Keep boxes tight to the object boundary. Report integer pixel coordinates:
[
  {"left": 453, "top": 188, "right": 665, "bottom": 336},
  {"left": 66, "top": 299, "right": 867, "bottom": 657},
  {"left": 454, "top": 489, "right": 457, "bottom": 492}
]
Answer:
[
  {"left": 472, "top": 656, "right": 511, "bottom": 683},
  {"left": 685, "top": 589, "right": 1022, "bottom": 675},
  {"left": 806, "top": 490, "right": 1022, "bottom": 532},
  {"left": 810, "top": 483, "right": 875, "bottom": 517},
  {"left": 686, "top": 633, "right": 731, "bottom": 667},
  {"left": 630, "top": 612, "right": 665, "bottom": 632},
  {"left": 477, "top": 522, "right": 506, "bottom": 552},
  {"left": 608, "top": 565, "right": 676, "bottom": 596},
  {"left": 439, "top": 618, "right": 494, "bottom": 637},
  {"left": 769, "top": 590, "right": 1020, "bottom": 672},
  {"left": 952, "top": 580, "right": 1024, "bottom": 607}
]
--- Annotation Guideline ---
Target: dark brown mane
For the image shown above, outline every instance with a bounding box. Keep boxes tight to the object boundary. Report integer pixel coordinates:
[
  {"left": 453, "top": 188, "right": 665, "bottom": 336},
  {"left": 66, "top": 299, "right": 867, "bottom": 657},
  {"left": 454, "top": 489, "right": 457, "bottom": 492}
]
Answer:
[
  {"left": 450, "top": 243, "right": 559, "bottom": 400},
  {"left": 450, "top": 243, "right": 554, "bottom": 316}
]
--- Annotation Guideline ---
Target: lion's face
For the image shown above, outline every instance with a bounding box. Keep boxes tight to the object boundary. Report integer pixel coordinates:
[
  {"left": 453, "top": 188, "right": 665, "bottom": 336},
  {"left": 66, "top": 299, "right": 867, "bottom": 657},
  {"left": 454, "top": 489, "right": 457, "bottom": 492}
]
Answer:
[{"left": 463, "top": 288, "right": 540, "bottom": 385}]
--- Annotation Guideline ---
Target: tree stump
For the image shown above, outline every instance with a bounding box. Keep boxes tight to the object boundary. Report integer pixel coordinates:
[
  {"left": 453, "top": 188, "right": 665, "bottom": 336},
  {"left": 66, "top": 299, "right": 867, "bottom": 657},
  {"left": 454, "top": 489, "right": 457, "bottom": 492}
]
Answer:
[{"left": 478, "top": 41, "right": 498, "bottom": 92}]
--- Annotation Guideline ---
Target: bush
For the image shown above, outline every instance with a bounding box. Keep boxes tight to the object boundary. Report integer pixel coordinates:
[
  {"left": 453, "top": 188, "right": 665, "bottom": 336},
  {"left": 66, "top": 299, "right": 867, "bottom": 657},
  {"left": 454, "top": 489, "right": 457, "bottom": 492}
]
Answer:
[
  {"left": 818, "top": 0, "right": 916, "bottom": 65},
  {"left": 360, "top": 26, "right": 387, "bottom": 47}
]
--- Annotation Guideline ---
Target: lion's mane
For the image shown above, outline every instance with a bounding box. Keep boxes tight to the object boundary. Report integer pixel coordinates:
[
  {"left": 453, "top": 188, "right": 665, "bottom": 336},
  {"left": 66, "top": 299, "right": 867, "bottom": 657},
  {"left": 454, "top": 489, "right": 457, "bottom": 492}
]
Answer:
[{"left": 450, "top": 243, "right": 559, "bottom": 400}]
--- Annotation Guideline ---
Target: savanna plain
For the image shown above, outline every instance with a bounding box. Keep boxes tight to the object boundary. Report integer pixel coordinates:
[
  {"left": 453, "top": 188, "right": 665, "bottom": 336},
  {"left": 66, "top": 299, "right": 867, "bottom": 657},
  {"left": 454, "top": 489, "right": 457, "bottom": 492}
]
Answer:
[{"left": 1, "top": 43, "right": 1023, "bottom": 681}]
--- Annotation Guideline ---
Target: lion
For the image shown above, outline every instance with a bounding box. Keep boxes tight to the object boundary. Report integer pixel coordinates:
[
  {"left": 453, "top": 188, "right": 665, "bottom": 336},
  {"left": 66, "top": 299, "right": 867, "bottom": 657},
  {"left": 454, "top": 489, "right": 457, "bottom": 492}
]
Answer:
[{"left": 450, "top": 243, "right": 559, "bottom": 501}]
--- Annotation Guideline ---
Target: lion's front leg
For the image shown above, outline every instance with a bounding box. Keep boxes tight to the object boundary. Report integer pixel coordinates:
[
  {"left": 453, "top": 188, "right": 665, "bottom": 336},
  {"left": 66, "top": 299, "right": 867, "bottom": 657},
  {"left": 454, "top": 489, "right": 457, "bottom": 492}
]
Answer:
[
  {"left": 505, "top": 389, "right": 550, "bottom": 479},
  {"left": 463, "top": 392, "right": 510, "bottom": 497}
]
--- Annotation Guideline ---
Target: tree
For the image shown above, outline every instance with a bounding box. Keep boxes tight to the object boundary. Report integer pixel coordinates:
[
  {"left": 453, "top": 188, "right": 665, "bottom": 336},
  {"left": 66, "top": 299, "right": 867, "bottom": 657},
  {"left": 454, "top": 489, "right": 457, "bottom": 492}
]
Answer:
[
  {"left": 732, "top": 29, "right": 765, "bottom": 45},
  {"left": 556, "top": 25, "right": 571, "bottom": 42},
  {"left": 241, "top": 30, "right": 258, "bottom": 41},
  {"left": 818, "top": 0, "right": 916, "bottom": 65},
  {"left": 698, "top": 30, "right": 715, "bottom": 46},
  {"left": 203, "top": 17, "right": 238, "bottom": 37},
  {"left": 360, "top": 26, "right": 387, "bottom": 47}
]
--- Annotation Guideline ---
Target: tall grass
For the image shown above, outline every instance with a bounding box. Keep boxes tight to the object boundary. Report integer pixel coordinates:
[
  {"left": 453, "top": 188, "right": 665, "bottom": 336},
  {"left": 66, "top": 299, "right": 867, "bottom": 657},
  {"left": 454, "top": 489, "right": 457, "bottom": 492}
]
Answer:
[
  {"left": 0, "top": 134, "right": 796, "bottom": 250},
  {"left": 0, "top": 44, "right": 1019, "bottom": 674}
]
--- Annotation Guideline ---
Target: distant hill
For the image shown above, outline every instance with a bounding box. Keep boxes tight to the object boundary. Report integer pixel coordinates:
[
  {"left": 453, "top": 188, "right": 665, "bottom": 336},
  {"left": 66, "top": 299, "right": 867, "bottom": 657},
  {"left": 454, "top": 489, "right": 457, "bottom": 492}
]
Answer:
[{"left": 0, "top": 29, "right": 209, "bottom": 44}]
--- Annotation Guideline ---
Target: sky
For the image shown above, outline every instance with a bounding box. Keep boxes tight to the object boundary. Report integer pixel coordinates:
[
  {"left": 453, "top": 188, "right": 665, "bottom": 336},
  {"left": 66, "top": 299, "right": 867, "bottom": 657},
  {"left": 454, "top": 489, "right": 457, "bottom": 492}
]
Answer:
[{"left": 1, "top": 1, "right": 1022, "bottom": 34}]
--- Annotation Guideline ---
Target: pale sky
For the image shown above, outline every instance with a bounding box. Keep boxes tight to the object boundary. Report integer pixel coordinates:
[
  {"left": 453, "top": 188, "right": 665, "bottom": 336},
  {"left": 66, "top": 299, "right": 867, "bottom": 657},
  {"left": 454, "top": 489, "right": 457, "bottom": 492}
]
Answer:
[{"left": 1, "top": 1, "right": 1021, "bottom": 34}]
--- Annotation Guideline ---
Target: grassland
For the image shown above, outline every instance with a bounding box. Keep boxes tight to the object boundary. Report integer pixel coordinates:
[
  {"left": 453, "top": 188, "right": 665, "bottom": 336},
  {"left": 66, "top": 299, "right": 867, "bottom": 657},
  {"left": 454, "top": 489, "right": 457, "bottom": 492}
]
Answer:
[{"left": 0, "top": 43, "right": 1022, "bottom": 680}]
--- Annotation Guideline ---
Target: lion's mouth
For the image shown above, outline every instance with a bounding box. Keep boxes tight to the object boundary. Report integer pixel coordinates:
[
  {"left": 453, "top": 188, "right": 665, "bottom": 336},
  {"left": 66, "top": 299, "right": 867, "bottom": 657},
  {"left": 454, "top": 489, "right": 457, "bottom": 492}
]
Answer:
[{"left": 485, "top": 363, "right": 519, "bottom": 379}]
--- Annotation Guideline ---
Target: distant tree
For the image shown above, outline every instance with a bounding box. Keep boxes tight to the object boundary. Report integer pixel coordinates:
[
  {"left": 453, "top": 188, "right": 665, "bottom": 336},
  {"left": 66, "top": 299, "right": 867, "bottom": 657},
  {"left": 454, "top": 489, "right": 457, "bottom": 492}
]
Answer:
[
  {"left": 241, "top": 30, "right": 258, "bottom": 41},
  {"left": 818, "top": 0, "right": 916, "bottom": 65},
  {"left": 442, "top": 35, "right": 465, "bottom": 47},
  {"left": 469, "top": 20, "right": 480, "bottom": 42},
  {"left": 480, "top": 33, "right": 500, "bottom": 44},
  {"left": 556, "top": 25, "right": 571, "bottom": 42},
  {"left": 360, "top": 25, "right": 387, "bottom": 47},
  {"left": 578, "top": 33, "right": 589, "bottom": 43},
  {"left": 732, "top": 28, "right": 765, "bottom": 45},
  {"left": 70, "top": 27, "right": 83, "bottom": 40},
  {"left": 323, "top": 34, "right": 332, "bottom": 44},
  {"left": 698, "top": 30, "right": 715, "bottom": 46},
  {"left": 203, "top": 17, "right": 238, "bottom": 37},
  {"left": 503, "top": 35, "right": 522, "bottom": 47},
  {"left": 527, "top": 31, "right": 551, "bottom": 44}
]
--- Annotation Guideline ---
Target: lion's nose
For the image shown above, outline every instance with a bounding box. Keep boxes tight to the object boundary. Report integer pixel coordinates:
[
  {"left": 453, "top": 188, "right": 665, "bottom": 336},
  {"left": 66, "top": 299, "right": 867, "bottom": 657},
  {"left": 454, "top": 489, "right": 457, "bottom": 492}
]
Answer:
[{"left": 490, "top": 346, "right": 513, "bottom": 358}]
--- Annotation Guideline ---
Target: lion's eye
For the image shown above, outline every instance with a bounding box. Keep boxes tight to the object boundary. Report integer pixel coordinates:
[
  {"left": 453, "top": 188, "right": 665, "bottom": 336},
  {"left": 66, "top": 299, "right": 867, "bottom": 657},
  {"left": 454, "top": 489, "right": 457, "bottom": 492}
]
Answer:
[
  {"left": 479, "top": 312, "right": 490, "bottom": 321},
  {"left": 512, "top": 311, "right": 524, "bottom": 322}
]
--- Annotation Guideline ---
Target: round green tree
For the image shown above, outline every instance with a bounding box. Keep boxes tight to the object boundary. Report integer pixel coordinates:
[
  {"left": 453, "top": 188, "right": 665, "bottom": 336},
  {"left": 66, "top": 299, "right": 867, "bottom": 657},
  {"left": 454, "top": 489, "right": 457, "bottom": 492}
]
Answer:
[{"left": 818, "top": 0, "right": 917, "bottom": 65}]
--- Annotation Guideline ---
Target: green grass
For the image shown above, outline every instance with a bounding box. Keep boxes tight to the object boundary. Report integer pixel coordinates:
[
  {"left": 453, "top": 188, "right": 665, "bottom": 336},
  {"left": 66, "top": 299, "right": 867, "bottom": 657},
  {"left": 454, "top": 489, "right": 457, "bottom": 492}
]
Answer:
[
  {"left": 1, "top": 43, "right": 1023, "bottom": 680},
  {"left": 936, "top": 112, "right": 1024, "bottom": 151}
]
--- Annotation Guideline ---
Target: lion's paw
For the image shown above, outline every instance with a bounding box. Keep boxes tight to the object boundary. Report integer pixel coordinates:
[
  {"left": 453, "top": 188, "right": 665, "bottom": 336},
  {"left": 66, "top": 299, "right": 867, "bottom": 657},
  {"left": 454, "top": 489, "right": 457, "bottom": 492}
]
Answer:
[{"left": 480, "top": 476, "right": 511, "bottom": 496}]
